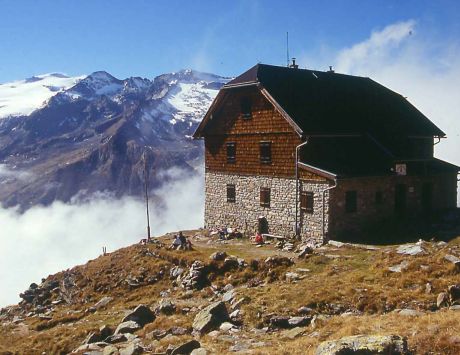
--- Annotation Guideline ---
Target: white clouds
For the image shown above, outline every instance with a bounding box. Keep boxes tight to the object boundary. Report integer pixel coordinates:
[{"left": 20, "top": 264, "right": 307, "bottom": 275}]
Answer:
[
  {"left": 301, "top": 20, "right": 460, "bottom": 203},
  {"left": 0, "top": 164, "right": 33, "bottom": 182},
  {"left": 0, "top": 167, "right": 204, "bottom": 307}
]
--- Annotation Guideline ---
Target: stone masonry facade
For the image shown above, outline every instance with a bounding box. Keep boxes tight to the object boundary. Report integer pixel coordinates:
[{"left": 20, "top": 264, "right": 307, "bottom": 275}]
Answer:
[{"left": 204, "top": 170, "right": 331, "bottom": 241}]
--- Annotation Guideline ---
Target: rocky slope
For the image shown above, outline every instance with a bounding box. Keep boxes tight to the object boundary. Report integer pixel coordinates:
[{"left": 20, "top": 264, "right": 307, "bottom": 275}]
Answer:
[
  {"left": 0, "top": 70, "right": 227, "bottom": 209},
  {"left": 1, "top": 231, "right": 460, "bottom": 354}
]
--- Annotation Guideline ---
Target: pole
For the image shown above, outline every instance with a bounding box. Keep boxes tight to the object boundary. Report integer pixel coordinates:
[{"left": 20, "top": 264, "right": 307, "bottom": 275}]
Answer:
[
  {"left": 286, "top": 32, "right": 289, "bottom": 67},
  {"left": 295, "top": 139, "right": 309, "bottom": 239},
  {"left": 143, "top": 150, "right": 151, "bottom": 240}
]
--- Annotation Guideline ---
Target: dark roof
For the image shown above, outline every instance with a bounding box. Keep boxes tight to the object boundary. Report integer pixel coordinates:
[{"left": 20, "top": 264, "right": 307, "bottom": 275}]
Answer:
[
  {"left": 299, "top": 136, "right": 459, "bottom": 178},
  {"left": 225, "top": 64, "right": 445, "bottom": 137}
]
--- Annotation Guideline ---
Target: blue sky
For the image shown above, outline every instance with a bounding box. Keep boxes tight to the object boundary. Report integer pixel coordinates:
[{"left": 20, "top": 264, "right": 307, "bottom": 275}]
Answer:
[{"left": 0, "top": 0, "right": 459, "bottom": 81}]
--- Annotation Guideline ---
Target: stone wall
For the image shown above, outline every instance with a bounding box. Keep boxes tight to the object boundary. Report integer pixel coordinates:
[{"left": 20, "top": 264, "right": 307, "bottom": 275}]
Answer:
[{"left": 204, "top": 170, "right": 330, "bottom": 241}]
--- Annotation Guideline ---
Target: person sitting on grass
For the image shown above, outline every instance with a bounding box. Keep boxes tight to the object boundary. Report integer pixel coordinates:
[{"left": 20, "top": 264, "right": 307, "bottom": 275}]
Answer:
[
  {"left": 253, "top": 232, "right": 264, "bottom": 245},
  {"left": 169, "top": 235, "right": 182, "bottom": 250}
]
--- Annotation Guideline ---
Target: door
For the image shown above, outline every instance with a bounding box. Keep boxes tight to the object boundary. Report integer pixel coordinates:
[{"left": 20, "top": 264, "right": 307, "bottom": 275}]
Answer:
[
  {"left": 422, "top": 182, "right": 433, "bottom": 216},
  {"left": 394, "top": 184, "right": 407, "bottom": 217}
]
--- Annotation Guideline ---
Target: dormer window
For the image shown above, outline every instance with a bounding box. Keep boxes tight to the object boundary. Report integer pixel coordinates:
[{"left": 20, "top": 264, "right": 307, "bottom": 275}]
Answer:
[{"left": 240, "top": 97, "right": 252, "bottom": 119}]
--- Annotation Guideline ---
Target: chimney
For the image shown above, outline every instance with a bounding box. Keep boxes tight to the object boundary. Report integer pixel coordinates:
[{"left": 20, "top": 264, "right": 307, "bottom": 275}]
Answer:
[
  {"left": 289, "top": 58, "right": 299, "bottom": 69},
  {"left": 328, "top": 65, "right": 335, "bottom": 73}
]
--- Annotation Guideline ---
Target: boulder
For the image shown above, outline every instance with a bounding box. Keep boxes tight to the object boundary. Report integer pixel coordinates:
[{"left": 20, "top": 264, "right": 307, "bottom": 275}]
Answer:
[
  {"left": 100, "top": 325, "right": 113, "bottom": 340},
  {"left": 122, "top": 305, "right": 155, "bottom": 327},
  {"left": 269, "top": 315, "right": 290, "bottom": 328},
  {"left": 222, "top": 289, "right": 236, "bottom": 303},
  {"left": 105, "top": 333, "right": 128, "bottom": 344},
  {"left": 288, "top": 316, "right": 312, "bottom": 327},
  {"left": 88, "top": 296, "right": 113, "bottom": 312},
  {"left": 170, "top": 339, "right": 201, "bottom": 355},
  {"left": 83, "top": 331, "right": 102, "bottom": 344},
  {"left": 397, "top": 244, "right": 425, "bottom": 256},
  {"left": 114, "top": 321, "right": 141, "bottom": 335},
  {"left": 448, "top": 284, "right": 460, "bottom": 302},
  {"left": 315, "top": 335, "right": 408, "bottom": 355},
  {"left": 223, "top": 256, "right": 239, "bottom": 269},
  {"left": 193, "top": 301, "right": 229, "bottom": 334},
  {"left": 103, "top": 345, "right": 119, "bottom": 355},
  {"left": 264, "top": 256, "right": 294, "bottom": 267},
  {"left": 170, "top": 266, "right": 185, "bottom": 279}
]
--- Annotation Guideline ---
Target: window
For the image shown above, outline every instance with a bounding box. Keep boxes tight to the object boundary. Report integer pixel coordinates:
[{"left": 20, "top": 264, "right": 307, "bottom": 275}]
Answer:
[
  {"left": 375, "top": 191, "right": 383, "bottom": 205},
  {"left": 226, "top": 142, "right": 236, "bottom": 163},
  {"left": 227, "top": 184, "right": 236, "bottom": 203},
  {"left": 240, "top": 97, "right": 252, "bottom": 119},
  {"left": 345, "top": 191, "right": 357, "bottom": 213},
  {"left": 301, "top": 191, "right": 314, "bottom": 214},
  {"left": 259, "top": 141, "right": 272, "bottom": 164},
  {"left": 260, "top": 187, "right": 271, "bottom": 207}
]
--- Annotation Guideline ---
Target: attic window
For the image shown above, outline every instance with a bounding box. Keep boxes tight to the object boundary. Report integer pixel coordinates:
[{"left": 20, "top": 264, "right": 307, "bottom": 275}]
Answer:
[
  {"left": 240, "top": 97, "right": 252, "bottom": 119},
  {"left": 260, "top": 187, "right": 271, "bottom": 208},
  {"left": 300, "top": 191, "right": 314, "bottom": 214},
  {"left": 259, "top": 141, "right": 272, "bottom": 164},
  {"left": 226, "top": 142, "right": 236, "bottom": 163},
  {"left": 227, "top": 184, "right": 236, "bottom": 203}
]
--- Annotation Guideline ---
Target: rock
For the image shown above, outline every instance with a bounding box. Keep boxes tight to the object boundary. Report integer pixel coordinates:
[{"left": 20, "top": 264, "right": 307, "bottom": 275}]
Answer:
[
  {"left": 192, "top": 301, "right": 229, "bottom": 334},
  {"left": 223, "top": 284, "right": 234, "bottom": 292},
  {"left": 181, "top": 261, "right": 207, "bottom": 290},
  {"left": 170, "top": 340, "right": 201, "bottom": 355},
  {"left": 298, "top": 245, "right": 313, "bottom": 258},
  {"left": 437, "top": 292, "right": 449, "bottom": 308},
  {"left": 120, "top": 343, "right": 143, "bottom": 355},
  {"left": 105, "top": 334, "right": 128, "bottom": 344},
  {"left": 157, "top": 299, "right": 176, "bottom": 315},
  {"left": 170, "top": 266, "right": 185, "bottom": 279},
  {"left": 315, "top": 334, "right": 408, "bottom": 355},
  {"left": 264, "top": 256, "right": 294, "bottom": 267},
  {"left": 448, "top": 284, "right": 460, "bottom": 302},
  {"left": 73, "top": 343, "right": 106, "bottom": 353},
  {"left": 285, "top": 272, "right": 301, "bottom": 281},
  {"left": 388, "top": 260, "right": 410, "bottom": 273},
  {"left": 170, "top": 326, "right": 188, "bottom": 335},
  {"left": 282, "top": 327, "right": 307, "bottom": 339},
  {"left": 88, "top": 296, "right": 113, "bottom": 312},
  {"left": 397, "top": 309, "right": 424, "bottom": 316},
  {"left": 83, "top": 331, "right": 102, "bottom": 344},
  {"left": 103, "top": 345, "right": 119, "bottom": 355},
  {"left": 122, "top": 305, "right": 155, "bottom": 327},
  {"left": 396, "top": 244, "right": 425, "bottom": 256},
  {"left": 210, "top": 251, "right": 227, "bottom": 261},
  {"left": 425, "top": 282, "right": 433, "bottom": 294},
  {"left": 229, "top": 310, "right": 240, "bottom": 319},
  {"left": 297, "top": 306, "right": 314, "bottom": 315},
  {"left": 219, "top": 322, "right": 236, "bottom": 332},
  {"left": 223, "top": 256, "right": 239, "bottom": 269},
  {"left": 222, "top": 289, "right": 235, "bottom": 303},
  {"left": 100, "top": 325, "right": 113, "bottom": 339},
  {"left": 114, "top": 321, "right": 141, "bottom": 335},
  {"left": 288, "top": 316, "right": 312, "bottom": 327},
  {"left": 269, "top": 315, "right": 290, "bottom": 328},
  {"left": 444, "top": 254, "right": 460, "bottom": 267},
  {"left": 231, "top": 297, "right": 249, "bottom": 310},
  {"left": 449, "top": 305, "right": 460, "bottom": 310},
  {"left": 190, "top": 348, "right": 207, "bottom": 355}
]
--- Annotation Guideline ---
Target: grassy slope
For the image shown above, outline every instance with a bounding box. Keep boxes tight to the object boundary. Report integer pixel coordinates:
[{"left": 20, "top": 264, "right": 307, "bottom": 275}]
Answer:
[{"left": 1, "top": 233, "right": 460, "bottom": 354}]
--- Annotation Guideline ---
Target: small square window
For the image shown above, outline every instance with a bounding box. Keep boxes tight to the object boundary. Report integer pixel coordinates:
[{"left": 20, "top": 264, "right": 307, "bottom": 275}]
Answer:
[
  {"left": 227, "top": 184, "right": 236, "bottom": 203},
  {"left": 260, "top": 187, "right": 271, "bottom": 207},
  {"left": 301, "top": 191, "right": 314, "bottom": 214},
  {"left": 240, "top": 97, "right": 252, "bottom": 119},
  {"left": 226, "top": 142, "right": 236, "bottom": 163},
  {"left": 260, "top": 141, "right": 272, "bottom": 164},
  {"left": 345, "top": 191, "right": 357, "bottom": 213}
]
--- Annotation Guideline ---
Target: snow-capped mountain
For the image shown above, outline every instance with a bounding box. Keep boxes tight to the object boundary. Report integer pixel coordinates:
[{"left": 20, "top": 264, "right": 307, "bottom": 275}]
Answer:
[
  {"left": 0, "top": 69, "right": 229, "bottom": 209},
  {"left": 0, "top": 73, "right": 83, "bottom": 118}
]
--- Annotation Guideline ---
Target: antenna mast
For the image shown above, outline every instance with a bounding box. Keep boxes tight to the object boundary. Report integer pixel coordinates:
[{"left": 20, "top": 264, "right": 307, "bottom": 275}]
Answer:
[
  {"left": 143, "top": 150, "right": 151, "bottom": 241},
  {"left": 286, "top": 32, "right": 289, "bottom": 67}
]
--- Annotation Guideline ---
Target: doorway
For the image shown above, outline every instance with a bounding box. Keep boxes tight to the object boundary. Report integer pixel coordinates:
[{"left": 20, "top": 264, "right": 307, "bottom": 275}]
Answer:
[{"left": 394, "top": 184, "right": 407, "bottom": 217}]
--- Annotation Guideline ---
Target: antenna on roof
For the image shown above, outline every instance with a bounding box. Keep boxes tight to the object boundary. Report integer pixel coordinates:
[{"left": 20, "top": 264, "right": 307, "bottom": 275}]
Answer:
[{"left": 286, "top": 32, "right": 290, "bottom": 67}]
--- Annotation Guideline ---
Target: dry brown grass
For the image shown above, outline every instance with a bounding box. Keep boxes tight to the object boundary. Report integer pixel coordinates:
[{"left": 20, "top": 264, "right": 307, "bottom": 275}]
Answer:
[{"left": 1, "top": 234, "right": 459, "bottom": 354}]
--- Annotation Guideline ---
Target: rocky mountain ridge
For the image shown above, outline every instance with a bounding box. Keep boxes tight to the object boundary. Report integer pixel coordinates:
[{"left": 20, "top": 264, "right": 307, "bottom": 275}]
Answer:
[{"left": 0, "top": 69, "right": 228, "bottom": 209}]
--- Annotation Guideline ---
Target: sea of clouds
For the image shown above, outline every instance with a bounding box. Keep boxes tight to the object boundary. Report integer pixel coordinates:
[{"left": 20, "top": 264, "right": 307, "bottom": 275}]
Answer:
[{"left": 0, "top": 167, "right": 204, "bottom": 307}]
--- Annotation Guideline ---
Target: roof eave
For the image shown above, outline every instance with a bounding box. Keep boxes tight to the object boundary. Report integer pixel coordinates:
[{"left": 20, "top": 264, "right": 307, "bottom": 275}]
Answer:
[{"left": 298, "top": 162, "right": 337, "bottom": 180}]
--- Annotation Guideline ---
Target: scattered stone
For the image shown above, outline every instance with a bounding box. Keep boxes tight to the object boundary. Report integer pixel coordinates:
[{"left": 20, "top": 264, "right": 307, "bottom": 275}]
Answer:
[
  {"left": 231, "top": 297, "right": 249, "bottom": 310},
  {"left": 119, "top": 342, "right": 143, "bottom": 355},
  {"left": 182, "top": 261, "right": 207, "bottom": 290},
  {"left": 264, "top": 256, "right": 294, "bottom": 267},
  {"left": 298, "top": 245, "right": 313, "bottom": 258},
  {"left": 190, "top": 348, "right": 207, "bottom": 355},
  {"left": 170, "top": 326, "right": 188, "bottom": 336},
  {"left": 315, "top": 334, "right": 408, "bottom": 355},
  {"left": 222, "top": 289, "right": 236, "bottom": 303},
  {"left": 288, "top": 316, "right": 312, "bottom": 327},
  {"left": 297, "top": 306, "right": 314, "bottom": 315},
  {"left": 170, "top": 266, "right": 185, "bottom": 279},
  {"left": 88, "top": 296, "right": 113, "bottom": 312},
  {"left": 447, "top": 284, "right": 460, "bottom": 302},
  {"left": 229, "top": 310, "right": 240, "bottom": 319},
  {"left": 397, "top": 244, "right": 425, "bottom": 256},
  {"left": 219, "top": 322, "right": 236, "bottom": 332},
  {"left": 449, "top": 305, "right": 460, "bottom": 311},
  {"left": 282, "top": 327, "right": 307, "bottom": 339},
  {"left": 192, "top": 301, "right": 229, "bottom": 334},
  {"left": 223, "top": 256, "right": 239, "bottom": 269},
  {"left": 83, "top": 331, "right": 101, "bottom": 345},
  {"left": 122, "top": 305, "right": 155, "bottom": 327},
  {"left": 114, "top": 321, "right": 141, "bottom": 335},
  {"left": 397, "top": 309, "right": 424, "bottom": 316},
  {"left": 437, "top": 292, "right": 449, "bottom": 308},
  {"left": 103, "top": 345, "right": 119, "bottom": 355},
  {"left": 444, "top": 254, "right": 460, "bottom": 268},
  {"left": 210, "top": 251, "right": 227, "bottom": 261},
  {"left": 170, "top": 340, "right": 201, "bottom": 355},
  {"left": 105, "top": 333, "right": 128, "bottom": 344},
  {"left": 157, "top": 299, "right": 176, "bottom": 315},
  {"left": 425, "top": 282, "right": 433, "bottom": 294},
  {"left": 388, "top": 260, "right": 410, "bottom": 273},
  {"left": 269, "top": 315, "right": 290, "bottom": 329}
]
